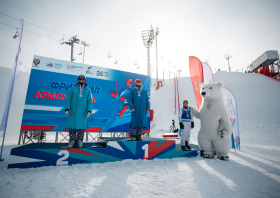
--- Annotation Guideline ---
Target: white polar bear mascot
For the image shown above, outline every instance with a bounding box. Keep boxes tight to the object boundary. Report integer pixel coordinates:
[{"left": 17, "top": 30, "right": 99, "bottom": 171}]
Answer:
[{"left": 190, "top": 82, "right": 232, "bottom": 161}]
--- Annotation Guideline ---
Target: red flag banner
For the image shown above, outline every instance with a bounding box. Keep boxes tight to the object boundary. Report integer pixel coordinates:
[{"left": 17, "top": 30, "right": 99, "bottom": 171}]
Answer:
[{"left": 189, "top": 56, "right": 204, "bottom": 109}]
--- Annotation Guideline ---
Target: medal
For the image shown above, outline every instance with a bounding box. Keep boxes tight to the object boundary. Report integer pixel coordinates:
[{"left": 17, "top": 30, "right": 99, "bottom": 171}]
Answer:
[
  {"left": 79, "top": 84, "right": 84, "bottom": 98},
  {"left": 137, "top": 87, "right": 142, "bottom": 97}
]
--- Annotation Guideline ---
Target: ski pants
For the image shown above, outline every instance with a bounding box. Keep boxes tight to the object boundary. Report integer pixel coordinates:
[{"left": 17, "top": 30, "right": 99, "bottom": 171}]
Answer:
[
  {"left": 180, "top": 122, "right": 191, "bottom": 146},
  {"left": 69, "top": 129, "right": 85, "bottom": 142},
  {"left": 130, "top": 126, "right": 144, "bottom": 136}
]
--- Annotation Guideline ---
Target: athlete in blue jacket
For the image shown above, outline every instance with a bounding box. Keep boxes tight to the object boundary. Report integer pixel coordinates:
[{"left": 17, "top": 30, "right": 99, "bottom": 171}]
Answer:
[
  {"left": 64, "top": 74, "right": 93, "bottom": 148},
  {"left": 178, "top": 100, "right": 194, "bottom": 151}
]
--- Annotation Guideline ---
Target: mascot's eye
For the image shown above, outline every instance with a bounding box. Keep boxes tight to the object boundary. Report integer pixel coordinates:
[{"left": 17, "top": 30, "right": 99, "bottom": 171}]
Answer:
[{"left": 210, "top": 87, "right": 212, "bottom": 89}]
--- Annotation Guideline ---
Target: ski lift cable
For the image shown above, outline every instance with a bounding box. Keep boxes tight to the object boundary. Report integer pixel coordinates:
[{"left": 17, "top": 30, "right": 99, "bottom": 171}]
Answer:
[
  {"left": 0, "top": 12, "right": 139, "bottom": 61},
  {"left": 0, "top": 22, "right": 60, "bottom": 41}
]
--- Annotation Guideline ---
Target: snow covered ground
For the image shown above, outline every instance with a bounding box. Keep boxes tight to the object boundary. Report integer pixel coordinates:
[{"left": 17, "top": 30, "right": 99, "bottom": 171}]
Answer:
[{"left": 0, "top": 67, "right": 280, "bottom": 197}]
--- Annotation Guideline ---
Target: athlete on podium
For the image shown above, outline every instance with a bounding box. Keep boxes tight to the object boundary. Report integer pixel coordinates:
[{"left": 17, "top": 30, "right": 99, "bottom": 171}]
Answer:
[
  {"left": 128, "top": 79, "right": 150, "bottom": 141},
  {"left": 64, "top": 74, "right": 93, "bottom": 148}
]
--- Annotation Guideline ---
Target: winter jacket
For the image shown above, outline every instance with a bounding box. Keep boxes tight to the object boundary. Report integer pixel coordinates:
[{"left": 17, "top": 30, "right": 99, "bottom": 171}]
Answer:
[
  {"left": 128, "top": 87, "right": 150, "bottom": 128},
  {"left": 178, "top": 107, "right": 193, "bottom": 123},
  {"left": 64, "top": 83, "right": 93, "bottom": 129}
]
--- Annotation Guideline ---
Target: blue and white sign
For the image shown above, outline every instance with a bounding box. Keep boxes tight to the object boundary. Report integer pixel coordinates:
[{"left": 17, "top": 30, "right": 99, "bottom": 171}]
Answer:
[{"left": 21, "top": 55, "right": 150, "bottom": 132}]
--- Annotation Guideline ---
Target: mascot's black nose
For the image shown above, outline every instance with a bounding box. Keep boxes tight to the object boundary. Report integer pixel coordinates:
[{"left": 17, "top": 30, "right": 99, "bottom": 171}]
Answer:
[{"left": 201, "top": 92, "right": 206, "bottom": 96}]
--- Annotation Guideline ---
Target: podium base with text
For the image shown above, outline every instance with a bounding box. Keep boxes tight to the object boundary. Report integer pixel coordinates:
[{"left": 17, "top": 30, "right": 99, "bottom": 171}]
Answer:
[{"left": 8, "top": 138, "right": 202, "bottom": 169}]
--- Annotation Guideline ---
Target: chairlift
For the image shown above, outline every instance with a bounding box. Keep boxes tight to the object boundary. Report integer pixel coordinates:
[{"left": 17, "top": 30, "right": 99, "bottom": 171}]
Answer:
[
  {"left": 13, "top": 28, "right": 19, "bottom": 39},
  {"left": 136, "top": 65, "right": 140, "bottom": 69},
  {"left": 114, "top": 59, "right": 118, "bottom": 64},
  {"left": 59, "top": 35, "right": 65, "bottom": 45},
  {"left": 107, "top": 51, "right": 111, "bottom": 58},
  {"left": 78, "top": 48, "right": 83, "bottom": 55},
  {"left": 134, "top": 60, "right": 138, "bottom": 65}
]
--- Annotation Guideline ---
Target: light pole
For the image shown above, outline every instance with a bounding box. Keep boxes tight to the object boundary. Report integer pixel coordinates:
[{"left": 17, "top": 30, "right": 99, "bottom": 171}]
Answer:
[
  {"left": 224, "top": 53, "right": 232, "bottom": 72},
  {"left": 155, "top": 26, "right": 159, "bottom": 89},
  {"left": 178, "top": 69, "right": 182, "bottom": 77},
  {"left": 142, "top": 26, "right": 155, "bottom": 77},
  {"left": 161, "top": 56, "right": 165, "bottom": 82},
  {"left": 169, "top": 60, "right": 171, "bottom": 79}
]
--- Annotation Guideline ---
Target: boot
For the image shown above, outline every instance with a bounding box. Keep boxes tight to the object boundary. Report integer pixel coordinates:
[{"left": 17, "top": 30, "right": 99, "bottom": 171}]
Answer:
[
  {"left": 181, "top": 145, "right": 187, "bottom": 151},
  {"left": 136, "top": 135, "right": 143, "bottom": 141},
  {"left": 77, "top": 140, "right": 83, "bottom": 148},
  {"left": 130, "top": 135, "right": 136, "bottom": 141},
  {"left": 68, "top": 140, "right": 76, "bottom": 148},
  {"left": 185, "top": 141, "right": 191, "bottom": 150}
]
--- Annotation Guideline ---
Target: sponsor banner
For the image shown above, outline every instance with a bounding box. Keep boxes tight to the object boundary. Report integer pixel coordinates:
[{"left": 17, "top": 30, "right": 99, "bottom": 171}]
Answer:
[
  {"left": 189, "top": 56, "right": 204, "bottom": 109},
  {"left": 202, "top": 62, "right": 214, "bottom": 83},
  {"left": 32, "top": 55, "right": 113, "bottom": 81},
  {"left": 222, "top": 87, "right": 240, "bottom": 150},
  {"left": 21, "top": 55, "right": 150, "bottom": 132}
]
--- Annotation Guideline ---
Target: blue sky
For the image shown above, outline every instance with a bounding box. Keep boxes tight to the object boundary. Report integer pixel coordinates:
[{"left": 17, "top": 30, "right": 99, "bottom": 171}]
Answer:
[{"left": 0, "top": 0, "right": 279, "bottom": 77}]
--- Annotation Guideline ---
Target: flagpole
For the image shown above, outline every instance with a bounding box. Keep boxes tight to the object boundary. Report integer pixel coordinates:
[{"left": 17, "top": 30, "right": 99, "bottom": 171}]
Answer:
[{"left": 0, "top": 18, "right": 24, "bottom": 161}]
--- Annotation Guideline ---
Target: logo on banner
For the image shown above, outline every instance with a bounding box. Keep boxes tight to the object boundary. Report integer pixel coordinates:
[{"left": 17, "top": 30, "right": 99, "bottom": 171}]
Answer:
[
  {"left": 235, "top": 136, "right": 240, "bottom": 148},
  {"left": 54, "top": 63, "right": 63, "bottom": 69},
  {"left": 46, "top": 62, "right": 54, "bottom": 68},
  {"left": 67, "top": 65, "right": 83, "bottom": 72},
  {"left": 97, "top": 71, "right": 103, "bottom": 76},
  {"left": 97, "top": 70, "right": 109, "bottom": 77},
  {"left": 230, "top": 117, "right": 235, "bottom": 129},
  {"left": 33, "top": 58, "right": 40, "bottom": 68},
  {"left": 195, "top": 78, "right": 202, "bottom": 91},
  {"left": 86, "top": 66, "right": 93, "bottom": 74}
]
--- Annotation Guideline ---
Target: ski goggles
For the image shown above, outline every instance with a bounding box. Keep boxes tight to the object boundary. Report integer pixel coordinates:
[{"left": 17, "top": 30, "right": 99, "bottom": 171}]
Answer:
[
  {"left": 136, "top": 79, "right": 142, "bottom": 83},
  {"left": 78, "top": 77, "right": 86, "bottom": 80}
]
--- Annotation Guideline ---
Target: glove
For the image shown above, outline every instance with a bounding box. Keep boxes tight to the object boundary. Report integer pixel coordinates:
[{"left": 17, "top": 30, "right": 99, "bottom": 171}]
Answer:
[
  {"left": 180, "top": 122, "right": 184, "bottom": 129},
  {"left": 191, "top": 122, "right": 194, "bottom": 129},
  {"left": 85, "top": 111, "right": 91, "bottom": 117},
  {"left": 65, "top": 109, "right": 71, "bottom": 116}
]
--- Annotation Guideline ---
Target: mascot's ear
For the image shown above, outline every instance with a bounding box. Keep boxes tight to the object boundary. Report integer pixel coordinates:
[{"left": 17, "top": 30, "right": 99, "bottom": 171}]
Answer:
[
  {"left": 216, "top": 82, "right": 223, "bottom": 88},
  {"left": 200, "top": 83, "right": 205, "bottom": 88}
]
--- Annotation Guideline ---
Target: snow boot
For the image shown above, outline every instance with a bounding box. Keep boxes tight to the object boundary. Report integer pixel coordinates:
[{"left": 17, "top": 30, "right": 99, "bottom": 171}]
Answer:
[
  {"left": 181, "top": 146, "right": 187, "bottom": 151},
  {"left": 68, "top": 140, "right": 76, "bottom": 148},
  {"left": 203, "top": 151, "right": 214, "bottom": 158},
  {"left": 136, "top": 135, "right": 143, "bottom": 141},
  {"left": 185, "top": 141, "right": 191, "bottom": 150},
  {"left": 77, "top": 140, "right": 83, "bottom": 148},
  {"left": 130, "top": 135, "right": 136, "bottom": 141},
  {"left": 217, "top": 153, "right": 229, "bottom": 161}
]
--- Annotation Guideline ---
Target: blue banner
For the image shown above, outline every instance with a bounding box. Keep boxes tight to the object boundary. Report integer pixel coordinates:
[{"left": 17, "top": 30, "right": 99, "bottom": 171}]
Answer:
[{"left": 21, "top": 55, "right": 150, "bottom": 132}]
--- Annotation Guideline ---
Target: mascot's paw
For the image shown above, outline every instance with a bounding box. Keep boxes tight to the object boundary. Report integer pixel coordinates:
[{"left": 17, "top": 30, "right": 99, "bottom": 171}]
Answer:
[
  {"left": 217, "top": 154, "right": 229, "bottom": 161},
  {"left": 203, "top": 152, "right": 214, "bottom": 158}
]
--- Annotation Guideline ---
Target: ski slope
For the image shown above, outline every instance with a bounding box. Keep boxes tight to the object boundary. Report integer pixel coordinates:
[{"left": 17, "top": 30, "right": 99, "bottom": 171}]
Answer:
[{"left": 0, "top": 67, "right": 280, "bottom": 197}]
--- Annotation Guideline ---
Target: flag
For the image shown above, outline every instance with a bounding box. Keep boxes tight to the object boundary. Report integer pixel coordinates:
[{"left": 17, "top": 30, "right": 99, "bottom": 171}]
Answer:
[
  {"left": 202, "top": 62, "right": 214, "bottom": 83},
  {"left": 189, "top": 56, "right": 204, "bottom": 109},
  {"left": 0, "top": 19, "right": 24, "bottom": 159},
  {"left": 222, "top": 87, "right": 240, "bottom": 150}
]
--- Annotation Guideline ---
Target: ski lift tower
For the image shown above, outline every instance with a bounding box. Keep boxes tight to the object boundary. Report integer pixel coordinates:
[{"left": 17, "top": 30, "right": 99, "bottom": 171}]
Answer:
[
  {"left": 61, "top": 35, "right": 80, "bottom": 62},
  {"left": 142, "top": 26, "right": 155, "bottom": 77}
]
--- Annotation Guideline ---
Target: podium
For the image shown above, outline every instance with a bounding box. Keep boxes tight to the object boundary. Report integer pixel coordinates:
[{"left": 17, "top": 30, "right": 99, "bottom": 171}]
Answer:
[{"left": 8, "top": 138, "right": 203, "bottom": 169}]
